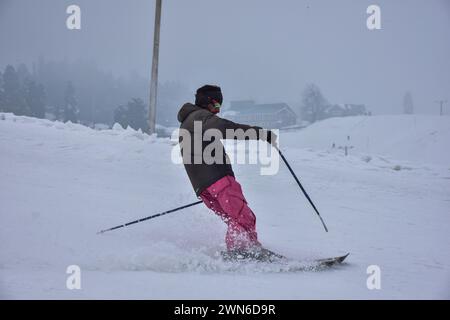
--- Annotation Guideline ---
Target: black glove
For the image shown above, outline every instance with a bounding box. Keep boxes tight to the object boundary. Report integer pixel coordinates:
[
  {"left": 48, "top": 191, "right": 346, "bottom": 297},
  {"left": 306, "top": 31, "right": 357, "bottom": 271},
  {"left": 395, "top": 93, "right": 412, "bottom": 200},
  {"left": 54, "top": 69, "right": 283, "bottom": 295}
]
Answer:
[{"left": 266, "top": 130, "right": 278, "bottom": 146}]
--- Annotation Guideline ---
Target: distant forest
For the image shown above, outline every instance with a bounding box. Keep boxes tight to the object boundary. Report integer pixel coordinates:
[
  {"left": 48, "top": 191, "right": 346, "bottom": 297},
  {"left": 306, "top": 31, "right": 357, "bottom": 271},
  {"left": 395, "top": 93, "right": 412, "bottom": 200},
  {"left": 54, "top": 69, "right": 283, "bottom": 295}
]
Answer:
[{"left": 0, "top": 58, "right": 191, "bottom": 132}]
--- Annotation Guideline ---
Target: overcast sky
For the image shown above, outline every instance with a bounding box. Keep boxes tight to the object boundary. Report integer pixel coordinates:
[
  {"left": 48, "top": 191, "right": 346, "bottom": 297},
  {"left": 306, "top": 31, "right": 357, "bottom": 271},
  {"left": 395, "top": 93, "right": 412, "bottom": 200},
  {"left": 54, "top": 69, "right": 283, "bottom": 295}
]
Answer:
[{"left": 1, "top": 0, "right": 449, "bottom": 114}]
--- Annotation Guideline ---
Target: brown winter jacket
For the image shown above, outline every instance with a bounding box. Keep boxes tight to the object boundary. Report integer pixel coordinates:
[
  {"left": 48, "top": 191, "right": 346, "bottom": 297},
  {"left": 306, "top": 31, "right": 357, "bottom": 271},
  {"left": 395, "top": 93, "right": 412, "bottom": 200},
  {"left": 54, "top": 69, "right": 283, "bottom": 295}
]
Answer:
[{"left": 177, "top": 103, "right": 268, "bottom": 196}]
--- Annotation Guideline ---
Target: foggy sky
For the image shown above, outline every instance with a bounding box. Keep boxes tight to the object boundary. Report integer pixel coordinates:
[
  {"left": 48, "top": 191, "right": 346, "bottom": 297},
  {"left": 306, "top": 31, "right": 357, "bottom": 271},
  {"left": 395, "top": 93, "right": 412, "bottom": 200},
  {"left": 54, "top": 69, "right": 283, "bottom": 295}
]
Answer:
[{"left": 1, "top": 0, "right": 449, "bottom": 114}]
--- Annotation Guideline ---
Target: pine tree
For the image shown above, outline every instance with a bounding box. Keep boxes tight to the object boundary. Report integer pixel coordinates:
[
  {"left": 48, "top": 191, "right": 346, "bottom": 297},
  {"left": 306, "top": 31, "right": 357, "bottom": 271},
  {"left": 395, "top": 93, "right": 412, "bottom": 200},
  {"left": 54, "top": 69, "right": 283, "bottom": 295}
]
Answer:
[
  {"left": 16, "top": 64, "right": 31, "bottom": 85},
  {"left": 63, "top": 81, "right": 79, "bottom": 122},
  {"left": 0, "top": 71, "right": 4, "bottom": 112},
  {"left": 2, "top": 65, "right": 30, "bottom": 115},
  {"left": 24, "top": 79, "right": 46, "bottom": 119},
  {"left": 301, "top": 83, "right": 328, "bottom": 123},
  {"left": 114, "top": 98, "right": 148, "bottom": 132},
  {"left": 403, "top": 91, "right": 414, "bottom": 114}
]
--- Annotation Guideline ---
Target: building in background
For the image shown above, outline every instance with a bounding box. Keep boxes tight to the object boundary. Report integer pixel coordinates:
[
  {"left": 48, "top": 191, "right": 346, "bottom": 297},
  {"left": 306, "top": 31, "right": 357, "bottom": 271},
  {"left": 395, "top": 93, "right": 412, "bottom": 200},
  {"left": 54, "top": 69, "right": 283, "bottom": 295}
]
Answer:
[
  {"left": 223, "top": 100, "right": 297, "bottom": 129},
  {"left": 323, "top": 103, "right": 367, "bottom": 118}
]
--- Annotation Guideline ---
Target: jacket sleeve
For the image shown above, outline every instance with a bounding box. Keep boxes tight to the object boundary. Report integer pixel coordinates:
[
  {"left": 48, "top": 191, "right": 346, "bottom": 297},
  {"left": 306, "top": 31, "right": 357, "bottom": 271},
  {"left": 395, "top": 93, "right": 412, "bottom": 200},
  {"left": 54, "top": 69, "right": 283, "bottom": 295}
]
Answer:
[{"left": 202, "top": 113, "right": 268, "bottom": 141}]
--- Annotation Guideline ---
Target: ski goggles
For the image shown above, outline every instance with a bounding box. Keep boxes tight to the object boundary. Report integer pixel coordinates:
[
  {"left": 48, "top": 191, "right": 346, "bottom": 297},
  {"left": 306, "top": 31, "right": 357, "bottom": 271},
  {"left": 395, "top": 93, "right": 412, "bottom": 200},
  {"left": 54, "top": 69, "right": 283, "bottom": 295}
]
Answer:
[{"left": 211, "top": 99, "right": 221, "bottom": 109}]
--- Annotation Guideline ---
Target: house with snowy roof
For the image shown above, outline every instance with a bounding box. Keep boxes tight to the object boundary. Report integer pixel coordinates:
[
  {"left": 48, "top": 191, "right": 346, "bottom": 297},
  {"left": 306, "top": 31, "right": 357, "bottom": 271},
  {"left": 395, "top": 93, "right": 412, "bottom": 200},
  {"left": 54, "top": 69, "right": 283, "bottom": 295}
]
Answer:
[
  {"left": 323, "top": 104, "right": 367, "bottom": 118},
  {"left": 223, "top": 100, "right": 297, "bottom": 129}
]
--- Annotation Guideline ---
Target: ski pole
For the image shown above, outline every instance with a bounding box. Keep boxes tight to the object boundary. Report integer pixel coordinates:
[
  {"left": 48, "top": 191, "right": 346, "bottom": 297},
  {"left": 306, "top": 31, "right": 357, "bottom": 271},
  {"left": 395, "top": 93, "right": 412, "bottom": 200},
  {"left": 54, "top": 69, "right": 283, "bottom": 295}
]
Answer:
[
  {"left": 97, "top": 200, "right": 203, "bottom": 234},
  {"left": 276, "top": 147, "right": 329, "bottom": 232}
]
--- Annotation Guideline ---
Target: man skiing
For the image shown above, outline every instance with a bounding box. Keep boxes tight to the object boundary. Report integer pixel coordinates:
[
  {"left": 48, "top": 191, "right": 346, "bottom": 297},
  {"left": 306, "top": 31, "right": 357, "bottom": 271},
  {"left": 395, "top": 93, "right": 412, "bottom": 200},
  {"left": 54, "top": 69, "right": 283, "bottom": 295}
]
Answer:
[{"left": 177, "top": 85, "right": 282, "bottom": 261}]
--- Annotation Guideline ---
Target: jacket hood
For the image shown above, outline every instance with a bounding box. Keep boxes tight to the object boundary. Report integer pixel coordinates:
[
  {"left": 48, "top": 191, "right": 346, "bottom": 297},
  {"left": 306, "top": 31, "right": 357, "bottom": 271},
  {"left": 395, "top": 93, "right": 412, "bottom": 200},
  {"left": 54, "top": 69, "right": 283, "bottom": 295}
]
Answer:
[{"left": 177, "top": 103, "right": 203, "bottom": 123}]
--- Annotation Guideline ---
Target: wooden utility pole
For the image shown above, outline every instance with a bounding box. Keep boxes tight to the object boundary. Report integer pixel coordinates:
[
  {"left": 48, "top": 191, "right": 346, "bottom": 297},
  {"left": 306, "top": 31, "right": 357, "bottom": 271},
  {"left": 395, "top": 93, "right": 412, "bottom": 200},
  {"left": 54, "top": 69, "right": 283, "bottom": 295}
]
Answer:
[
  {"left": 148, "top": 0, "right": 162, "bottom": 134},
  {"left": 435, "top": 100, "right": 447, "bottom": 116}
]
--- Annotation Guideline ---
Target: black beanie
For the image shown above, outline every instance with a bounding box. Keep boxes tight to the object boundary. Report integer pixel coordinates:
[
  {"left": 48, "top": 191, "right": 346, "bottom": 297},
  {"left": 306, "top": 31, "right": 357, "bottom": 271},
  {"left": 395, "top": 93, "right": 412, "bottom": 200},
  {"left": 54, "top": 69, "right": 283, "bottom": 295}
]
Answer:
[{"left": 195, "top": 85, "right": 223, "bottom": 107}]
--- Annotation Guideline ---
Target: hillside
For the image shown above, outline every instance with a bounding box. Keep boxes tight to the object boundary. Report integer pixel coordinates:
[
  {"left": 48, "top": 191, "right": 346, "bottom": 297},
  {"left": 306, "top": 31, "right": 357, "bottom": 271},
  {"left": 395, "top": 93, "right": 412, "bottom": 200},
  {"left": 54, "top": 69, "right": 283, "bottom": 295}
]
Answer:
[{"left": 283, "top": 115, "right": 450, "bottom": 166}]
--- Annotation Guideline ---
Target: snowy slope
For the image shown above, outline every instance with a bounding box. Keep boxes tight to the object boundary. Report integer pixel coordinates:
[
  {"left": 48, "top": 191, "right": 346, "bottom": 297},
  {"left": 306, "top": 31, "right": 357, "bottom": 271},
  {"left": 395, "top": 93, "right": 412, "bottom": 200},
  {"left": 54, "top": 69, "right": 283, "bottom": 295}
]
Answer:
[
  {"left": 282, "top": 115, "right": 450, "bottom": 166},
  {"left": 0, "top": 113, "right": 449, "bottom": 299}
]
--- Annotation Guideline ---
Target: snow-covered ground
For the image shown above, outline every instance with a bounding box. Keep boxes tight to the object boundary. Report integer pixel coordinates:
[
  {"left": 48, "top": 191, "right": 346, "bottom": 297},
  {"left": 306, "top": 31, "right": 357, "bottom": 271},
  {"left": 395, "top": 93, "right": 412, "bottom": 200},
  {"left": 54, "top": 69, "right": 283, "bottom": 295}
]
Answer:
[
  {"left": 283, "top": 115, "right": 450, "bottom": 166},
  {"left": 0, "top": 113, "right": 449, "bottom": 299}
]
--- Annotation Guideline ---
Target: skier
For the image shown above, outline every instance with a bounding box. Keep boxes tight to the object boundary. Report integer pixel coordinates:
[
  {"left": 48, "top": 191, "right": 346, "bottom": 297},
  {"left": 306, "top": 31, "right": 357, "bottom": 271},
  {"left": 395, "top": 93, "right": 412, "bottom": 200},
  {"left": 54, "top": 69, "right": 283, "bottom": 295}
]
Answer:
[{"left": 177, "top": 85, "right": 282, "bottom": 261}]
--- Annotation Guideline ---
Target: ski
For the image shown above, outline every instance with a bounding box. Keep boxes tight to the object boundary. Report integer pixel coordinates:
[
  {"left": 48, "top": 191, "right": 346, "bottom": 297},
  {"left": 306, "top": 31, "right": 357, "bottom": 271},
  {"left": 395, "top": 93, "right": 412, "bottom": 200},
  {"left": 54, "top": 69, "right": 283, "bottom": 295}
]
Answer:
[
  {"left": 314, "top": 253, "right": 350, "bottom": 267},
  {"left": 221, "top": 249, "right": 350, "bottom": 270}
]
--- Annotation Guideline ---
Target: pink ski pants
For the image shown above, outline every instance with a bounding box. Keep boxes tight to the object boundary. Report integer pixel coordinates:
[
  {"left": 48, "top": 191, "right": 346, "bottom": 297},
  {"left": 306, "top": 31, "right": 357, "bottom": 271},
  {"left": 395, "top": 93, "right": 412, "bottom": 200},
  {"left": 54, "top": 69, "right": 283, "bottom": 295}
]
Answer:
[{"left": 200, "top": 175, "right": 260, "bottom": 250}]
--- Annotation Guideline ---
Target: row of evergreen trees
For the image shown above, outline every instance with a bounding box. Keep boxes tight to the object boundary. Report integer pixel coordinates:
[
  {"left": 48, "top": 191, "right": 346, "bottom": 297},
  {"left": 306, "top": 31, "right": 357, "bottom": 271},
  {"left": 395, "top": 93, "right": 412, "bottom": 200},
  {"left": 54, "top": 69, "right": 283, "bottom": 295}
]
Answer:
[
  {"left": 0, "top": 59, "right": 191, "bottom": 132},
  {"left": 0, "top": 65, "right": 79, "bottom": 122},
  {"left": 0, "top": 64, "right": 161, "bottom": 132}
]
